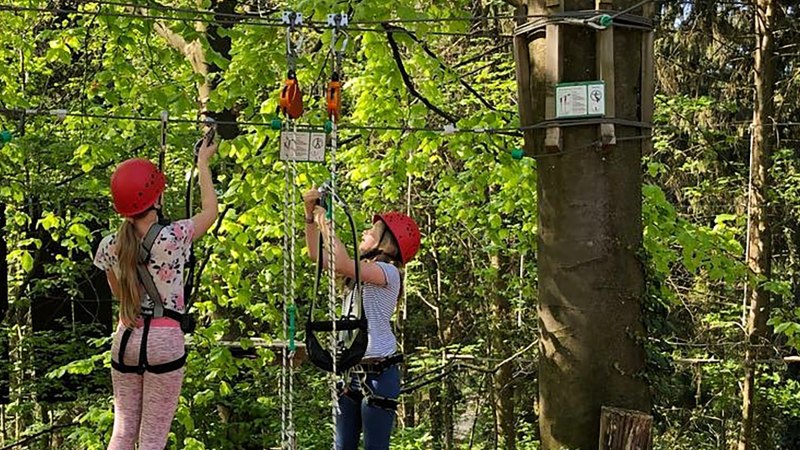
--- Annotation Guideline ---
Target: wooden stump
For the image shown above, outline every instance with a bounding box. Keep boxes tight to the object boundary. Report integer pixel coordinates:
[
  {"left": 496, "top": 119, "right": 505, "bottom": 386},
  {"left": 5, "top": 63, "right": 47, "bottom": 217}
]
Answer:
[{"left": 599, "top": 406, "right": 653, "bottom": 450}]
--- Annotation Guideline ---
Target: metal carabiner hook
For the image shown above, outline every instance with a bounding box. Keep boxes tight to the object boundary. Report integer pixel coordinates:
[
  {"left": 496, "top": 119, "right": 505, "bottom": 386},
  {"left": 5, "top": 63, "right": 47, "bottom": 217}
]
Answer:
[{"left": 283, "top": 11, "right": 304, "bottom": 73}]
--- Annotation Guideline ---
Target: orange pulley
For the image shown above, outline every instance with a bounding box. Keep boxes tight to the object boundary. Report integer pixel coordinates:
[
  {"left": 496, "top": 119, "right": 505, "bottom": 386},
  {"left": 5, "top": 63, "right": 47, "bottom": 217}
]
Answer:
[
  {"left": 327, "top": 76, "right": 342, "bottom": 121},
  {"left": 280, "top": 72, "right": 304, "bottom": 119}
]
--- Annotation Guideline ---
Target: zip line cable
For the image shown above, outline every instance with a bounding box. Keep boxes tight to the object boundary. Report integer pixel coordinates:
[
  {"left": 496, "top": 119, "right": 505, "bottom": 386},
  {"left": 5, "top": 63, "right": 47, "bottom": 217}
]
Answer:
[
  {"left": 3, "top": 108, "right": 662, "bottom": 138},
  {"left": 0, "top": 3, "right": 513, "bottom": 37},
  {"left": 0, "top": 2, "right": 655, "bottom": 35},
  {"left": 82, "top": 0, "right": 283, "bottom": 22},
  {"left": 79, "top": 0, "right": 660, "bottom": 25}
]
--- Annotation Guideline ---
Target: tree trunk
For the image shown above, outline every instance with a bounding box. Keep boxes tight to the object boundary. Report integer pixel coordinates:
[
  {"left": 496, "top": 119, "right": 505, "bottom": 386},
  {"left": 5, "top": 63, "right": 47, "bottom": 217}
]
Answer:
[
  {"left": 490, "top": 253, "right": 516, "bottom": 449},
  {"left": 0, "top": 202, "right": 6, "bottom": 406},
  {"left": 444, "top": 377, "right": 455, "bottom": 450},
  {"left": 738, "top": 0, "right": 775, "bottom": 448},
  {"left": 520, "top": 0, "right": 653, "bottom": 448}
]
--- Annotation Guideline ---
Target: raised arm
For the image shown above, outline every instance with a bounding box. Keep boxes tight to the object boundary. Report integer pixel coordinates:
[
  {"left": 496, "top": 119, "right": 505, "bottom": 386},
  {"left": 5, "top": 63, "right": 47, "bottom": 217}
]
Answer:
[
  {"left": 191, "top": 137, "right": 219, "bottom": 240},
  {"left": 310, "top": 205, "right": 387, "bottom": 287}
]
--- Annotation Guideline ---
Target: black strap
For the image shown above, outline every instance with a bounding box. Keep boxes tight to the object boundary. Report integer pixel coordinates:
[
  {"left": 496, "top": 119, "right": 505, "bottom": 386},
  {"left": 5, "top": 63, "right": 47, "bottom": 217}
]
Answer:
[
  {"left": 111, "top": 317, "right": 187, "bottom": 375},
  {"left": 138, "top": 316, "right": 151, "bottom": 374},
  {"left": 305, "top": 191, "right": 370, "bottom": 374},
  {"left": 117, "top": 328, "right": 133, "bottom": 369},
  {"left": 340, "top": 387, "right": 364, "bottom": 403},
  {"left": 361, "top": 354, "right": 404, "bottom": 373},
  {"left": 184, "top": 128, "right": 213, "bottom": 316}
]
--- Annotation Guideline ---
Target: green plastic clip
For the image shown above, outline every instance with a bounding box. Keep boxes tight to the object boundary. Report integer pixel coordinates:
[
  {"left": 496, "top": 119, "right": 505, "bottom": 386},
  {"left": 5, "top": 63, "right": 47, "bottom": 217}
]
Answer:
[
  {"left": 288, "top": 303, "right": 296, "bottom": 353},
  {"left": 598, "top": 14, "right": 612, "bottom": 28},
  {"left": 271, "top": 118, "right": 282, "bottom": 130},
  {"left": 0, "top": 130, "right": 12, "bottom": 143},
  {"left": 324, "top": 120, "right": 333, "bottom": 134},
  {"left": 511, "top": 148, "right": 524, "bottom": 160}
]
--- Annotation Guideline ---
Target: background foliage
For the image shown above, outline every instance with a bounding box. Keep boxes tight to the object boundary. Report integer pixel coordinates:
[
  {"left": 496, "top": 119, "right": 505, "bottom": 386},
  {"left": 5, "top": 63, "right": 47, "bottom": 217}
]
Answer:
[{"left": 0, "top": 0, "right": 799, "bottom": 449}]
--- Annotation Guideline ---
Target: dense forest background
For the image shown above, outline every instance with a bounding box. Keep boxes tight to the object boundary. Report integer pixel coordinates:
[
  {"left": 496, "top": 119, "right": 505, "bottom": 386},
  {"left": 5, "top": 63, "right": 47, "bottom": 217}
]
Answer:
[{"left": 0, "top": 0, "right": 799, "bottom": 449}]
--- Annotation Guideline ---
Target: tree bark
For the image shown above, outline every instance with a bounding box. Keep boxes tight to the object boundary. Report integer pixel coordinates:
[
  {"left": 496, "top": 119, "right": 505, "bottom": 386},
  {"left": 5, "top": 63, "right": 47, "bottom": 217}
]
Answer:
[
  {"left": 738, "top": 0, "right": 775, "bottom": 448},
  {"left": 0, "top": 202, "right": 7, "bottom": 405},
  {"left": 521, "top": 1, "right": 653, "bottom": 448}
]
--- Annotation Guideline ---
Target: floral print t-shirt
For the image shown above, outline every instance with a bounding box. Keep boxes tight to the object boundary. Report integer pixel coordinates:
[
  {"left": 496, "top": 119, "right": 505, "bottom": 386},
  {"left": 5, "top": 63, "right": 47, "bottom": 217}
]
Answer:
[{"left": 94, "top": 220, "right": 195, "bottom": 318}]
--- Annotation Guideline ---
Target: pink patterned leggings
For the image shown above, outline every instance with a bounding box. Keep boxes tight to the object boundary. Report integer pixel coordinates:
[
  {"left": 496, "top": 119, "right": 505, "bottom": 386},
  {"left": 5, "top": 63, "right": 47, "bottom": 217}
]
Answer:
[{"left": 108, "top": 325, "right": 185, "bottom": 450}]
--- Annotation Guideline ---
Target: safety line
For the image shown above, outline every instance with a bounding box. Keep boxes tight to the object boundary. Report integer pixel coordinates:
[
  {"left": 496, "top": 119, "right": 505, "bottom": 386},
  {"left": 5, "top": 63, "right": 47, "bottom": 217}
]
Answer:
[
  {"left": 0, "top": 3, "right": 514, "bottom": 37},
  {"left": 83, "top": 0, "right": 661, "bottom": 25}
]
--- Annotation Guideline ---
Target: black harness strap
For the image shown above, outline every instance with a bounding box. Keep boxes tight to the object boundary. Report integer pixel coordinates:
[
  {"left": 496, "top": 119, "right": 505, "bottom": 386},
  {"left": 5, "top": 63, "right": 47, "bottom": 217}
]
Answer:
[
  {"left": 112, "top": 223, "right": 188, "bottom": 375},
  {"left": 360, "top": 354, "right": 404, "bottom": 374},
  {"left": 305, "top": 226, "right": 368, "bottom": 374}
]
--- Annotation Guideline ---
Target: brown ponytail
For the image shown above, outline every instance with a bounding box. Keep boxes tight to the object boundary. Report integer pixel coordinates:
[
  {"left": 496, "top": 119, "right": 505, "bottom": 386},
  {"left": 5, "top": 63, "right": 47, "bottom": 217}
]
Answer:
[{"left": 116, "top": 220, "right": 141, "bottom": 328}]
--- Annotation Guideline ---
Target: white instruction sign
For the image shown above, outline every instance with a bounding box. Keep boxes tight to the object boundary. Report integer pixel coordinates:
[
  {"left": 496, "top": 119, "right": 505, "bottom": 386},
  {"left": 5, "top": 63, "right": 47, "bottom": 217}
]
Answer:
[
  {"left": 308, "top": 132, "right": 326, "bottom": 162},
  {"left": 281, "top": 130, "right": 326, "bottom": 162},
  {"left": 555, "top": 82, "right": 606, "bottom": 118},
  {"left": 587, "top": 83, "right": 605, "bottom": 116}
]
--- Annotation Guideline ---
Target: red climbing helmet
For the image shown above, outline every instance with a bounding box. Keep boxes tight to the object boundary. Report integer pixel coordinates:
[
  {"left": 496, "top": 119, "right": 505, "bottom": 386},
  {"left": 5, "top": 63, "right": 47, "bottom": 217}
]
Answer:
[
  {"left": 110, "top": 158, "right": 166, "bottom": 217},
  {"left": 373, "top": 212, "right": 421, "bottom": 264}
]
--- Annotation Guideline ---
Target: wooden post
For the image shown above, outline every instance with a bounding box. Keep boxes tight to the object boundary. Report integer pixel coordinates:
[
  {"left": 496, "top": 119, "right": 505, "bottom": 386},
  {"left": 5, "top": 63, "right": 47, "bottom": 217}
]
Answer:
[
  {"left": 596, "top": 0, "right": 616, "bottom": 147},
  {"left": 513, "top": 4, "right": 536, "bottom": 156},
  {"left": 599, "top": 407, "right": 653, "bottom": 450},
  {"left": 544, "top": 0, "right": 563, "bottom": 152},
  {"left": 640, "top": 30, "right": 654, "bottom": 154}
]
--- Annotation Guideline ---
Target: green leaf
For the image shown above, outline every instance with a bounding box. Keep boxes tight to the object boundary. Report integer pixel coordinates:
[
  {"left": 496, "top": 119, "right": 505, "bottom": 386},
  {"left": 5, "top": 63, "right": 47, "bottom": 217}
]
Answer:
[{"left": 20, "top": 251, "right": 33, "bottom": 272}]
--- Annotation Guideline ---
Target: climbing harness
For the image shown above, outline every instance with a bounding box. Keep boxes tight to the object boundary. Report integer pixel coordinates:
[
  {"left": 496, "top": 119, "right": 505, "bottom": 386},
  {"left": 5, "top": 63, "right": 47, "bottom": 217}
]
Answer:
[
  {"left": 279, "top": 12, "right": 304, "bottom": 120},
  {"left": 111, "top": 222, "right": 187, "bottom": 374},
  {"left": 305, "top": 183, "right": 368, "bottom": 374}
]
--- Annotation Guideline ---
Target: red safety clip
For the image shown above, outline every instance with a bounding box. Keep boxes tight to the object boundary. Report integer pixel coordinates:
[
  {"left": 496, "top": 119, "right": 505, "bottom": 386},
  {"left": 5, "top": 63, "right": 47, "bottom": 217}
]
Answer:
[{"left": 280, "top": 73, "right": 304, "bottom": 119}]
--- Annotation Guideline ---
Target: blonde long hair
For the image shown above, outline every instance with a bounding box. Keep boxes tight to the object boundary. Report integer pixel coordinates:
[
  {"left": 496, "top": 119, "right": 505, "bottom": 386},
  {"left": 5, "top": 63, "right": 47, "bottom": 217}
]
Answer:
[{"left": 116, "top": 219, "right": 142, "bottom": 328}]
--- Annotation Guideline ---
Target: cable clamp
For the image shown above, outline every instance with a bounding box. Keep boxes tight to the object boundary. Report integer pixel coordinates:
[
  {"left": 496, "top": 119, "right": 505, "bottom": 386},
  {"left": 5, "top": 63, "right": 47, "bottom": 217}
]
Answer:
[
  {"left": 281, "top": 11, "right": 303, "bottom": 26},
  {"left": 326, "top": 13, "right": 349, "bottom": 28},
  {"left": 442, "top": 124, "right": 457, "bottom": 135}
]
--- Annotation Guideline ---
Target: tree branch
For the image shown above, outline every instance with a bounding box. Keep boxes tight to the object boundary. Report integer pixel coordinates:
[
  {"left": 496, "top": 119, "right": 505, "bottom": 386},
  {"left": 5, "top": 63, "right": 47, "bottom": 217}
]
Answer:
[
  {"left": 387, "top": 24, "right": 501, "bottom": 113},
  {"left": 0, "top": 423, "right": 77, "bottom": 450},
  {"left": 382, "top": 24, "right": 459, "bottom": 124}
]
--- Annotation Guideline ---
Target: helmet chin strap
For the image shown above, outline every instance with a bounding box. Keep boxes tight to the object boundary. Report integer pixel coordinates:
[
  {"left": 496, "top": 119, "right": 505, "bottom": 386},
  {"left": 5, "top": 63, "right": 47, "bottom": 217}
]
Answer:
[{"left": 156, "top": 206, "right": 169, "bottom": 226}]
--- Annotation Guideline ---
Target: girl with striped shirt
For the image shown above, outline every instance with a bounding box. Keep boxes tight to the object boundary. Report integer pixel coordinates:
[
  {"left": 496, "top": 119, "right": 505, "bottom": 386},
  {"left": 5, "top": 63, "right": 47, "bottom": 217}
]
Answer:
[{"left": 303, "top": 188, "right": 421, "bottom": 450}]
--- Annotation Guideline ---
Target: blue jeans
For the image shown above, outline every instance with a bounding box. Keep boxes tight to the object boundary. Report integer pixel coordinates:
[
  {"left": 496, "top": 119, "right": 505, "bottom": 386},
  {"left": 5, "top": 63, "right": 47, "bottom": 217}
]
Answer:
[{"left": 335, "top": 364, "right": 401, "bottom": 450}]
